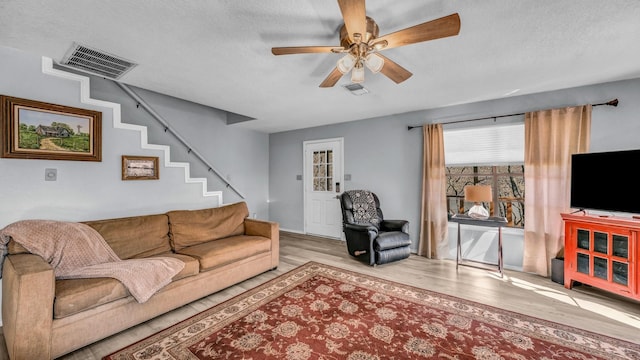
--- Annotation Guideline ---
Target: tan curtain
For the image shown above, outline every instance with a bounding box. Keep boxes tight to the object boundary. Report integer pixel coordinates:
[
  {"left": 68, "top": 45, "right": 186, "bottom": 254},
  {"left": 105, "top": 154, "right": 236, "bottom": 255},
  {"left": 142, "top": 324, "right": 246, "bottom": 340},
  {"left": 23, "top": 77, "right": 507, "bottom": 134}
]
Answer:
[
  {"left": 418, "top": 124, "right": 449, "bottom": 259},
  {"left": 523, "top": 105, "right": 591, "bottom": 276}
]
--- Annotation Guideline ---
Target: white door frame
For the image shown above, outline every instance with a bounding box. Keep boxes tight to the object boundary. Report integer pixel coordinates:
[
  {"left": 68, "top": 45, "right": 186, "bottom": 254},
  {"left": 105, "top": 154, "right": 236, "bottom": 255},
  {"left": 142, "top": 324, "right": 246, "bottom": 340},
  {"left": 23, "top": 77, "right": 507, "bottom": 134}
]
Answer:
[{"left": 303, "top": 137, "right": 344, "bottom": 239}]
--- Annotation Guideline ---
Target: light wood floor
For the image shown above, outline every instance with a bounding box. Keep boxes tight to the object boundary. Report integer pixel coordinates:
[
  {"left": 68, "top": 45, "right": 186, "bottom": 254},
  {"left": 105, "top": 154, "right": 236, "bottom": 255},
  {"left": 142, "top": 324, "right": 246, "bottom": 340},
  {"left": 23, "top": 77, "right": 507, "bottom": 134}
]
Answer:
[{"left": 1, "top": 232, "right": 639, "bottom": 359}]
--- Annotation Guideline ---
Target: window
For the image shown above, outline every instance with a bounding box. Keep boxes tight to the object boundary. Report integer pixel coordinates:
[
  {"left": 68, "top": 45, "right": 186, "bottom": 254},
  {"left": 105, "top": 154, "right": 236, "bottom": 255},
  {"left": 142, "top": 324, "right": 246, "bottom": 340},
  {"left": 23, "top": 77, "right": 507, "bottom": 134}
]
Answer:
[
  {"left": 446, "top": 165, "right": 525, "bottom": 227},
  {"left": 444, "top": 123, "right": 525, "bottom": 227}
]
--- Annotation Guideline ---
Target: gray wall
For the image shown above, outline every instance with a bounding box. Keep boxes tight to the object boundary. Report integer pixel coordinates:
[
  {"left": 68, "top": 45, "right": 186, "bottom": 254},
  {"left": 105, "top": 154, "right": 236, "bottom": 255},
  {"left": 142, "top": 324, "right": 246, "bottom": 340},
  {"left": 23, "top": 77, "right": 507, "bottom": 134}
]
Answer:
[
  {"left": 0, "top": 46, "right": 269, "bottom": 228},
  {"left": 0, "top": 46, "right": 269, "bottom": 325},
  {"left": 269, "top": 77, "right": 640, "bottom": 268},
  {"left": 86, "top": 77, "right": 270, "bottom": 218}
]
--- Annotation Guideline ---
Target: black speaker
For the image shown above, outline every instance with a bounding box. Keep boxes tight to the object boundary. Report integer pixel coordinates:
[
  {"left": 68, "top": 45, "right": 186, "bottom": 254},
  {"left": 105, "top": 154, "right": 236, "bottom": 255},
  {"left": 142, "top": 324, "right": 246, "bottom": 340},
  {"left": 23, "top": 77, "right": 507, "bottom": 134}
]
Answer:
[{"left": 551, "top": 258, "right": 564, "bottom": 285}]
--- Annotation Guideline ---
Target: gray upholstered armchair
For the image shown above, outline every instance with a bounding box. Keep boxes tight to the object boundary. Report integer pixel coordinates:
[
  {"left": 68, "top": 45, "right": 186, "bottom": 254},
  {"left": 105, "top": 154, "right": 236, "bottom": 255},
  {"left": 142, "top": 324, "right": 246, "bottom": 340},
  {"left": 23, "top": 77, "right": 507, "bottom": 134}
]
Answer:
[{"left": 340, "top": 190, "right": 411, "bottom": 266}]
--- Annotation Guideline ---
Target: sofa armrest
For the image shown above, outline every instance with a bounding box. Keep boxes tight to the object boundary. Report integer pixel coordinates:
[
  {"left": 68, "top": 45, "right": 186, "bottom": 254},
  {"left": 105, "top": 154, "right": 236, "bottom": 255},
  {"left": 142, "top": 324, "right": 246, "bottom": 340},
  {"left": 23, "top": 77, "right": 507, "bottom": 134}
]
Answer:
[
  {"left": 244, "top": 218, "right": 279, "bottom": 269},
  {"left": 244, "top": 218, "right": 277, "bottom": 238},
  {"left": 2, "top": 253, "right": 55, "bottom": 360}
]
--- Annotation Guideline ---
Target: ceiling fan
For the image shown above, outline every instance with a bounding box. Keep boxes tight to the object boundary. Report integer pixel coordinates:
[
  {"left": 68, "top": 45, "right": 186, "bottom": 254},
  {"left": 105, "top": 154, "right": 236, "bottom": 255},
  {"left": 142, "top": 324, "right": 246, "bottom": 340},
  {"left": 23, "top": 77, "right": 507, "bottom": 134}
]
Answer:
[{"left": 271, "top": 0, "right": 461, "bottom": 87}]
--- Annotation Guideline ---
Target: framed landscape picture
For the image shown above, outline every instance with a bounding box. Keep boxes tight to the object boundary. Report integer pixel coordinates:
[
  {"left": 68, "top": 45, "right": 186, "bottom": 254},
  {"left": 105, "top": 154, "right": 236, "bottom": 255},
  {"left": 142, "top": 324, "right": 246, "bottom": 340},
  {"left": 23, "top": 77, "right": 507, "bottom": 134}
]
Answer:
[
  {"left": 122, "top": 155, "right": 159, "bottom": 180},
  {"left": 0, "top": 95, "right": 102, "bottom": 161}
]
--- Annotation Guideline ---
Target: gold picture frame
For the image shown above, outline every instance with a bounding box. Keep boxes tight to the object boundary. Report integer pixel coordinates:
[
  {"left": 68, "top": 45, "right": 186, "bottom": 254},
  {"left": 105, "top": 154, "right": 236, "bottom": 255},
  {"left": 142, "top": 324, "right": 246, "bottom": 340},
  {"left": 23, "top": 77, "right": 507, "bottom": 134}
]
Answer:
[
  {"left": 0, "top": 95, "right": 102, "bottom": 161},
  {"left": 122, "top": 155, "right": 159, "bottom": 180}
]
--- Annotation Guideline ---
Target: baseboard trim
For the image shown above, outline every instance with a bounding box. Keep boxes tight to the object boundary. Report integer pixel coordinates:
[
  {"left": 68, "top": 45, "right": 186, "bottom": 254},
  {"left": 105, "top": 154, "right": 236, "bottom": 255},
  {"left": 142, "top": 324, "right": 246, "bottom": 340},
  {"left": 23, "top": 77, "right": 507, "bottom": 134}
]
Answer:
[{"left": 279, "top": 228, "right": 304, "bottom": 234}]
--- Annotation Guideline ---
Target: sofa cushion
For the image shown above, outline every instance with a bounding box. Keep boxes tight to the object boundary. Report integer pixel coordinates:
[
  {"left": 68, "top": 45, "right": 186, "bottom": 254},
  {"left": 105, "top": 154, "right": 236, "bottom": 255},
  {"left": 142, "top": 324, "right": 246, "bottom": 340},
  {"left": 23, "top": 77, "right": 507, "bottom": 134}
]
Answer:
[
  {"left": 150, "top": 252, "right": 200, "bottom": 280},
  {"left": 167, "top": 202, "right": 249, "bottom": 251},
  {"left": 83, "top": 214, "right": 172, "bottom": 260},
  {"left": 53, "top": 253, "right": 198, "bottom": 319},
  {"left": 176, "top": 235, "right": 271, "bottom": 271},
  {"left": 54, "top": 278, "right": 129, "bottom": 319}
]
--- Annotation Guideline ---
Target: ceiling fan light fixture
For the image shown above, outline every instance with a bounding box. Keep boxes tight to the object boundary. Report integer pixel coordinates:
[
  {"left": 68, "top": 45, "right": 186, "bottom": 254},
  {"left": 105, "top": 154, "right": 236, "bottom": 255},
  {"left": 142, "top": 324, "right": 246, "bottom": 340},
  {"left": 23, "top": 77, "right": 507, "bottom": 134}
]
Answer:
[
  {"left": 351, "top": 63, "right": 365, "bottom": 83},
  {"left": 337, "top": 53, "right": 356, "bottom": 74},
  {"left": 371, "top": 40, "right": 388, "bottom": 51},
  {"left": 364, "top": 53, "right": 384, "bottom": 73}
]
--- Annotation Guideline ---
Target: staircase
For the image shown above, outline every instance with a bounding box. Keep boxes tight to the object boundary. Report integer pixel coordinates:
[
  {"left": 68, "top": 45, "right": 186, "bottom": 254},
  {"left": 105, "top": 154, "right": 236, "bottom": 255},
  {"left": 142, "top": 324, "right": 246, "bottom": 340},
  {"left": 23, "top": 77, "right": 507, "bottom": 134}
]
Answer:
[{"left": 41, "top": 56, "right": 226, "bottom": 204}]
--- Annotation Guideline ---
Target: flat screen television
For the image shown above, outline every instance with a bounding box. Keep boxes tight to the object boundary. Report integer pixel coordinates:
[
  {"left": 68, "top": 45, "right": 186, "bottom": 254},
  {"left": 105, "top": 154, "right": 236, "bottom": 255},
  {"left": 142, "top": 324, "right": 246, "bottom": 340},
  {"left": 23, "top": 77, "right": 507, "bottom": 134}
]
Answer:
[{"left": 570, "top": 149, "right": 640, "bottom": 214}]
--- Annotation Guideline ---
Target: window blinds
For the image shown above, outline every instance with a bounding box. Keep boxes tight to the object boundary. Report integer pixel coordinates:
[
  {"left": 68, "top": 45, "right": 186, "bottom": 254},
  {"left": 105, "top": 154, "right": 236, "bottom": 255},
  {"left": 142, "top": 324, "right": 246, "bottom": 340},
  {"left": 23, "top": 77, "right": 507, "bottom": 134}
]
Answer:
[{"left": 443, "top": 123, "right": 524, "bottom": 166}]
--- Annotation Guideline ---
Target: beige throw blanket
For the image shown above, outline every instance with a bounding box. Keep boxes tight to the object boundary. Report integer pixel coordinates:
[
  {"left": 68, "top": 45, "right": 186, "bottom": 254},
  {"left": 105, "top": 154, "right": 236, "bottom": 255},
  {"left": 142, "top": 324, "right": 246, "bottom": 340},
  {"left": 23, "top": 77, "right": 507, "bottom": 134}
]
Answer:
[{"left": 0, "top": 220, "right": 184, "bottom": 303}]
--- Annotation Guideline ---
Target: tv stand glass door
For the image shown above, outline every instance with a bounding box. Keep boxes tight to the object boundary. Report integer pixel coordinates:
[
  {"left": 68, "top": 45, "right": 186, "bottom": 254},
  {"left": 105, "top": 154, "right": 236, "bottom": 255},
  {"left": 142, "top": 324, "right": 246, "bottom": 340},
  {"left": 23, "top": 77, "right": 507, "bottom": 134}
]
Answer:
[{"left": 562, "top": 213, "right": 638, "bottom": 301}]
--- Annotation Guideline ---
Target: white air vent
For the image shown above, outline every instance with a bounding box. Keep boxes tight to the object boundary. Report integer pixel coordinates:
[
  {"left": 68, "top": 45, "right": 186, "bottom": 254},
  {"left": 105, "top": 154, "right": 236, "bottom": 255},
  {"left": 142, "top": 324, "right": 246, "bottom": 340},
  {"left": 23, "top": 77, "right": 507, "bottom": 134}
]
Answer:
[
  {"left": 343, "top": 83, "right": 369, "bottom": 96},
  {"left": 61, "top": 43, "right": 137, "bottom": 79}
]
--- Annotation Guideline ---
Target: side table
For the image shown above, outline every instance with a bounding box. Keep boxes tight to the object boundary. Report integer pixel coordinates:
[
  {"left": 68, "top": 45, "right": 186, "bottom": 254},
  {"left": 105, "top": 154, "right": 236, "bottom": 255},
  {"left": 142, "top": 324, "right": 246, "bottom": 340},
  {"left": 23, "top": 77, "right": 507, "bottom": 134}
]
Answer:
[{"left": 450, "top": 214, "right": 508, "bottom": 277}]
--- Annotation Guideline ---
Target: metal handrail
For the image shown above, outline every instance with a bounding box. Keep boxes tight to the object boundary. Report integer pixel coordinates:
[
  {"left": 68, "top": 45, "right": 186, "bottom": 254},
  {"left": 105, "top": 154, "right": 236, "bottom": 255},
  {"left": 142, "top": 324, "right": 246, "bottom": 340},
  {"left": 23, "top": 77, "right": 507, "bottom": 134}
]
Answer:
[{"left": 115, "top": 82, "right": 245, "bottom": 199}]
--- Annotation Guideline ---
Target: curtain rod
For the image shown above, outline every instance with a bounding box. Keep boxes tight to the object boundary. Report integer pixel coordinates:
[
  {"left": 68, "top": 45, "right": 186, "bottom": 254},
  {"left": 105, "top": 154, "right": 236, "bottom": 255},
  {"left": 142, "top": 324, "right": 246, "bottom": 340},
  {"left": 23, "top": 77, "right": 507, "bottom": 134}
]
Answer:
[{"left": 407, "top": 98, "right": 619, "bottom": 131}]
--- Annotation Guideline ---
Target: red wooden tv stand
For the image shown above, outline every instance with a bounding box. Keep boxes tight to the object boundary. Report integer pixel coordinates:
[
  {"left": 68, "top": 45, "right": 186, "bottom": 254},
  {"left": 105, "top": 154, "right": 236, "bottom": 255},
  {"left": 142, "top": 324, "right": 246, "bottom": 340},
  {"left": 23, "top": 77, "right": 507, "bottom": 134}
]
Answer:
[{"left": 562, "top": 213, "right": 639, "bottom": 301}]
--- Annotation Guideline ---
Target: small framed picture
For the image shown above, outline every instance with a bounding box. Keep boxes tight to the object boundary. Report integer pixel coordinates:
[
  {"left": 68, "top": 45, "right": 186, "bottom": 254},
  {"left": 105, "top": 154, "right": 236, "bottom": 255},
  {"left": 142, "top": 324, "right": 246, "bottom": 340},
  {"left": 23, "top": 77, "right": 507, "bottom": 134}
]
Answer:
[{"left": 122, "top": 155, "right": 159, "bottom": 180}]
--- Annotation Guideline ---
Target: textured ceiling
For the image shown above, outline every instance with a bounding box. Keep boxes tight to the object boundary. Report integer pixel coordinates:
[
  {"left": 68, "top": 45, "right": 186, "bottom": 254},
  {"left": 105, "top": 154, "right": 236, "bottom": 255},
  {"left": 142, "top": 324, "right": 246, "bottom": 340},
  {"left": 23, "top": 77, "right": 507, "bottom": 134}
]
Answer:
[{"left": 1, "top": 0, "right": 639, "bottom": 133}]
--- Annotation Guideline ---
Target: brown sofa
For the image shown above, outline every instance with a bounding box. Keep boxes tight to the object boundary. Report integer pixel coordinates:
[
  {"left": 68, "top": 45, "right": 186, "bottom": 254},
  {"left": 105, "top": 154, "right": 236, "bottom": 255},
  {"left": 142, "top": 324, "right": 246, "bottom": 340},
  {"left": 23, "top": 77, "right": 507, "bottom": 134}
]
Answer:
[{"left": 1, "top": 201, "right": 279, "bottom": 359}]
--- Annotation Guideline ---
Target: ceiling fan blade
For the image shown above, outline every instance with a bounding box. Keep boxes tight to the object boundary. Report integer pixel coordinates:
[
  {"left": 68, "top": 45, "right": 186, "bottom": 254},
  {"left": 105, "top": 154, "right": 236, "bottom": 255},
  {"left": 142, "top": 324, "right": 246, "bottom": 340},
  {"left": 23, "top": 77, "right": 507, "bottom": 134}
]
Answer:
[
  {"left": 319, "top": 67, "right": 344, "bottom": 88},
  {"left": 337, "top": 0, "right": 366, "bottom": 43},
  {"left": 377, "top": 54, "right": 413, "bottom": 84},
  {"left": 272, "top": 46, "right": 342, "bottom": 55},
  {"left": 375, "top": 13, "right": 461, "bottom": 50}
]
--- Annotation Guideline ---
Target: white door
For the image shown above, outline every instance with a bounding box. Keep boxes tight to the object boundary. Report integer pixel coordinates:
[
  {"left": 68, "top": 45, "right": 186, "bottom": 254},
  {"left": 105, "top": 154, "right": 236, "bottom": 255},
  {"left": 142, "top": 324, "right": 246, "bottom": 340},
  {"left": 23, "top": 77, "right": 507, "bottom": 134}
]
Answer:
[{"left": 303, "top": 138, "right": 344, "bottom": 239}]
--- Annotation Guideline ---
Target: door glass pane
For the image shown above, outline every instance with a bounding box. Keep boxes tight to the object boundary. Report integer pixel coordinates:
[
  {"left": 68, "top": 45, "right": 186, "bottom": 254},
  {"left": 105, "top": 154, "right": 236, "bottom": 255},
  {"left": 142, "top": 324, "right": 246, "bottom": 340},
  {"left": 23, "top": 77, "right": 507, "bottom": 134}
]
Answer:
[
  {"left": 313, "top": 178, "right": 326, "bottom": 191},
  {"left": 593, "top": 232, "right": 608, "bottom": 254},
  {"left": 577, "top": 253, "right": 589, "bottom": 274},
  {"left": 613, "top": 261, "right": 628, "bottom": 286},
  {"left": 593, "top": 257, "right": 608, "bottom": 280},
  {"left": 577, "top": 229, "right": 590, "bottom": 250},
  {"left": 312, "top": 150, "right": 332, "bottom": 192},
  {"left": 613, "top": 235, "right": 628, "bottom": 259},
  {"left": 327, "top": 151, "right": 333, "bottom": 189}
]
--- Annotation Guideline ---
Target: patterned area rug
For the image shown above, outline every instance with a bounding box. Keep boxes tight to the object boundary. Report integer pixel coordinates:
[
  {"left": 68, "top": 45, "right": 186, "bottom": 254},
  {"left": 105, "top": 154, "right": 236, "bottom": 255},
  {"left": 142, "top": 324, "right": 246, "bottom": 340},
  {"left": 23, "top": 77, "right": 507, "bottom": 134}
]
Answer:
[{"left": 104, "top": 262, "right": 640, "bottom": 360}]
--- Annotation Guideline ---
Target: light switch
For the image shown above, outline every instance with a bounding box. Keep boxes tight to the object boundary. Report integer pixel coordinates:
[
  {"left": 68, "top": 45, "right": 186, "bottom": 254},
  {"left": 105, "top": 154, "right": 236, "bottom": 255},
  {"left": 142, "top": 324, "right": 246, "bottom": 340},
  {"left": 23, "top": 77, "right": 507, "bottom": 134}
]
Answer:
[{"left": 45, "top": 168, "right": 57, "bottom": 181}]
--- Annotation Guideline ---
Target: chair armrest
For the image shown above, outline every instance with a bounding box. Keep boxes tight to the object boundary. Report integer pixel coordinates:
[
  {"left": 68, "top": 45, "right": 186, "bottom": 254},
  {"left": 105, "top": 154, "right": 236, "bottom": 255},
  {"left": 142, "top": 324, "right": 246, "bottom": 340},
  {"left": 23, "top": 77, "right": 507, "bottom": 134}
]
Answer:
[
  {"left": 381, "top": 220, "right": 409, "bottom": 234},
  {"left": 244, "top": 218, "right": 279, "bottom": 269},
  {"left": 2, "top": 253, "right": 55, "bottom": 360},
  {"left": 344, "top": 223, "right": 379, "bottom": 234},
  {"left": 343, "top": 224, "right": 378, "bottom": 265}
]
